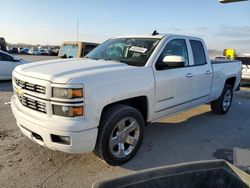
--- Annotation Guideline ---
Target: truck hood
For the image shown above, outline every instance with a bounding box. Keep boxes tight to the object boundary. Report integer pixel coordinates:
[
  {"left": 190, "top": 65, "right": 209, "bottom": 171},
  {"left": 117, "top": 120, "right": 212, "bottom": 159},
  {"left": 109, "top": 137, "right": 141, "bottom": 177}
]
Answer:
[{"left": 15, "top": 58, "right": 131, "bottom": 83}]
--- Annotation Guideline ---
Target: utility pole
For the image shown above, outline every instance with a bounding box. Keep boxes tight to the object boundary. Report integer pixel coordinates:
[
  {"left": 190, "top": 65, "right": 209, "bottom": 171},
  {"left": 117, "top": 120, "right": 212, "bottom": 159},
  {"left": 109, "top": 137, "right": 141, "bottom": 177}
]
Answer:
[{"left": 77, "top": 18, "right": 79, "bottom": 42}]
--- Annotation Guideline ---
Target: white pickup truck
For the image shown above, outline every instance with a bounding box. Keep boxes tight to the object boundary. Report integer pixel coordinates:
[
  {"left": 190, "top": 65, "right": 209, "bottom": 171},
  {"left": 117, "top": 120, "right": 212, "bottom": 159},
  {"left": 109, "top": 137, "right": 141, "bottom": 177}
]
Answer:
[{"left": 11, "top": 34, "right": 242, "bottom": 165}]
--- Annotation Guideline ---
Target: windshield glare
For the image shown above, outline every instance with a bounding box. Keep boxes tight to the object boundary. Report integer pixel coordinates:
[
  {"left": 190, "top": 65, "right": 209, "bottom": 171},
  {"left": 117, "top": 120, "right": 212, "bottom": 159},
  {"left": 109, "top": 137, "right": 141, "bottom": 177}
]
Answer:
[{"left": 86, "top": 38, "right": 160, "bottom": 67}]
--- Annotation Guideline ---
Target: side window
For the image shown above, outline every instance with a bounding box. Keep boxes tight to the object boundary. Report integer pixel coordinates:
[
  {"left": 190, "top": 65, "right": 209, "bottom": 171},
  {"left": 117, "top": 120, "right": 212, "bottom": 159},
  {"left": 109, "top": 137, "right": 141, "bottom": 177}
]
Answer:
[
  {"left": 83, "top": 45, "right": 98, "bottom": 56},
  {"left": 0, "top": 52, "right": 13, "bottom": 61},
  {"left": 156, "top": 39, "right": 189, "bottom": 70},
  {"left": 190, "top": 40, "right": 206, "bottom": 66}
]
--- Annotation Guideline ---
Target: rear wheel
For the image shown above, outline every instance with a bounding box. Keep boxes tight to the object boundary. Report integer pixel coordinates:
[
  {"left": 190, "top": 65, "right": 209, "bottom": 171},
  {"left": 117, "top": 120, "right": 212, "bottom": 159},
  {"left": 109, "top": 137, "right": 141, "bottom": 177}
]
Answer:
[
  {"left": 211, "top": 84, "right": 233, "bottom": 114},
  {"left": 94, "top": 104, "right": 145, "bottom": 166}
]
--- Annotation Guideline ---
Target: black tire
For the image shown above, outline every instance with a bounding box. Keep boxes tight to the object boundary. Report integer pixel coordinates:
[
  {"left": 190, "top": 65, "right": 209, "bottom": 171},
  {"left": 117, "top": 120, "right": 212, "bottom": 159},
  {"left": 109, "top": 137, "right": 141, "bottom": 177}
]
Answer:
[
  {"left": 211, "top": 84, "right": 233, "bottom": 114},
  {"left": 94, "top": 104, "right": 145, "bottom": 166}
]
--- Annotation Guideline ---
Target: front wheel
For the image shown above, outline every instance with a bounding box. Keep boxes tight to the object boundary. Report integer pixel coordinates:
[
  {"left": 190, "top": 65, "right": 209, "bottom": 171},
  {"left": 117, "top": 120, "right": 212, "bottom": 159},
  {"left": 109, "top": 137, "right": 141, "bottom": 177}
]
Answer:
[
  {"left": 94, "top": 104, "right": 145, "bottom": 166},
  {"left": 211, "top": 84, "right": 233, "bottom": 114}
]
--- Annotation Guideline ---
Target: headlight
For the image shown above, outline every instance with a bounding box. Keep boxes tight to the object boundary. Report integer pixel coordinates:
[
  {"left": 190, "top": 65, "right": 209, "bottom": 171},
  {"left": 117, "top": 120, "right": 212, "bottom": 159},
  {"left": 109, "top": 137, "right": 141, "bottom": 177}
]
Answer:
[
  {"left": 52, "top": 87, "right": 83, "bottom": 99},
  {"left": 53, "top": 105, "right": 84, "bottom": 117}
]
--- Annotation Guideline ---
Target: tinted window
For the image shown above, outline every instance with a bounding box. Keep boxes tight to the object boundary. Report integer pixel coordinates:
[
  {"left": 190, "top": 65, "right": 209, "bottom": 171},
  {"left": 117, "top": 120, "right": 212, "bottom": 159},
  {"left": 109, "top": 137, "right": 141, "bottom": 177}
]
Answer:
[
  {"left": 83, "top": 44, "right": 98, "bottom": 56},
  {"left": 156, "top": 39, "right": 189, "bottom": 70},
  {"left": 0, "top": 52, "right": 13, "bottom": 61},
  {"left": 190, "top": 40, "right": 206, "bottom": 65}
]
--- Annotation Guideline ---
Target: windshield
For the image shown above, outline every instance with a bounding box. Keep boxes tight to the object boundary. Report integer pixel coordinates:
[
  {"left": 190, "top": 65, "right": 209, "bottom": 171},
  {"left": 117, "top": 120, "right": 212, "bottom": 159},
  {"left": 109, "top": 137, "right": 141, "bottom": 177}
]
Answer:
[
  {"left": 86, "top": 38, "right": 160, "bottom": 66},
  {"left": 60, "top": 44, "right": 79, "bottom": 58}
]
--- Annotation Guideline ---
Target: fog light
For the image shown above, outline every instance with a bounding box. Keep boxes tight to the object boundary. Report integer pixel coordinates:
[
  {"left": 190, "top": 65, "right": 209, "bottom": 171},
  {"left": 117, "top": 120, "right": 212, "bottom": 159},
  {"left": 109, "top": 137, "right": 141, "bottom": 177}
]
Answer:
[{"left": 51, "top": 134, "right": 71, "bottom": 145}]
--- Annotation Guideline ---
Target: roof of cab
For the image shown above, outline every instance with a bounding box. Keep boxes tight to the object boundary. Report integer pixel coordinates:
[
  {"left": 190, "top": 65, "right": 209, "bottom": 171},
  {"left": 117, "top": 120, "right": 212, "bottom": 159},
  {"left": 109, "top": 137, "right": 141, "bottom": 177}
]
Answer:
[
  {"left": 113, "top": 34, "right": 165, "bottom": 39},
  {"left": 113, "top": 34, "right": 202, "bottom": 40}
]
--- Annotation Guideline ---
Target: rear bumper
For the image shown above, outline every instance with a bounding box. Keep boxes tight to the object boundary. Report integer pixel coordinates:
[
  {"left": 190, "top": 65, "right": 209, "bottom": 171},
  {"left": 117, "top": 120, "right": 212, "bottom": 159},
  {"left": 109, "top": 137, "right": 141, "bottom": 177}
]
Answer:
[
  {"left": 11, "top": 95, "right": 98, "bottom": 154},
  {"left": 241, "top": 76, "right": 250, "bottom": 82},
  {"left": 242, "top": 71, "right": 250, "bottom": 81}
]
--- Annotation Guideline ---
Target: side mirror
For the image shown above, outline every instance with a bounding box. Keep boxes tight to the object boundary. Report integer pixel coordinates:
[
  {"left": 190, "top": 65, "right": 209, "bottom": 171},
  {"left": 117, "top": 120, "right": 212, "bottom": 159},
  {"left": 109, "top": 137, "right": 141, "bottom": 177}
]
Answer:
[{"left": 162, "top": 55, "right": 185, "bottom": 68}]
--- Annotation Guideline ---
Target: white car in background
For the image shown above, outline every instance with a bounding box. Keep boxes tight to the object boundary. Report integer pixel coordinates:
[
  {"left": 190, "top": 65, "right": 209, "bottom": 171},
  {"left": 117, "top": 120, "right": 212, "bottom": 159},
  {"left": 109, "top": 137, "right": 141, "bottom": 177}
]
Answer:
[
  {"left": 235, "top": 55, "right": 250, "bottom": 83},
  {"left": 0, "top": 50, "right": 29, "bottom": 80},
  {"left": 242, "top": 64, "right": 250, "bottom": 82},
  {"left": 28, "top": 48, "right": 42, "bottom": 55}
]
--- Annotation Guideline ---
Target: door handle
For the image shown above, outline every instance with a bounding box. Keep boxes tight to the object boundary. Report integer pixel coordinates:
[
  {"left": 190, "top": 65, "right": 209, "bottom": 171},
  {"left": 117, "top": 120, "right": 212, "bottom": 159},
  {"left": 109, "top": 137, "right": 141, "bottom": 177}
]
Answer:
[
  {"left": 205, "top": 70, "right": 212, "bottom": 74},
  {"left": 185, "top": 73, "right": 193, "bottom": 78}
]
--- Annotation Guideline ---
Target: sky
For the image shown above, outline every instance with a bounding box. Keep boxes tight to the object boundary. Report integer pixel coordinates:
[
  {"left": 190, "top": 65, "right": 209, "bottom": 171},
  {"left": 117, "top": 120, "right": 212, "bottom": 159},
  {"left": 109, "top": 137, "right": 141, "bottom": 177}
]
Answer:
[{"left": 0, "top": 0, "right": 250, "bottom": 52}]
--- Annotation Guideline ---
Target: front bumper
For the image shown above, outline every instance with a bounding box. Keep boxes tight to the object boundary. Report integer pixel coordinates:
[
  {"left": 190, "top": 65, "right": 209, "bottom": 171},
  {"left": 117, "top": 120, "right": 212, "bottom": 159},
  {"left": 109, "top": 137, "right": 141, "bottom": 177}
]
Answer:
[{"left": 11, "top": 95, "right": 98, "bottom": 154}]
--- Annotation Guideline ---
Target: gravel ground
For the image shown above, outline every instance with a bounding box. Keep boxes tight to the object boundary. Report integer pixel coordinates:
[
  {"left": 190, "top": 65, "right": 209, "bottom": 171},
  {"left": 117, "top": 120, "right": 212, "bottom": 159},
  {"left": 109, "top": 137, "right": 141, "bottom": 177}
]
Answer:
[{"left": 0, "top": 55, "right": 250, "bottom": 187}]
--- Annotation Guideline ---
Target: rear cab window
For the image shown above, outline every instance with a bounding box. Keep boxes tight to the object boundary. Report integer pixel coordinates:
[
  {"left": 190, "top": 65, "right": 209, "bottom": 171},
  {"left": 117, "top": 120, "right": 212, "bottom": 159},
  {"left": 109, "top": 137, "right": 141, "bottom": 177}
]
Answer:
[{"left": 190, "top": 40, "right": 206, "bottom": 66}]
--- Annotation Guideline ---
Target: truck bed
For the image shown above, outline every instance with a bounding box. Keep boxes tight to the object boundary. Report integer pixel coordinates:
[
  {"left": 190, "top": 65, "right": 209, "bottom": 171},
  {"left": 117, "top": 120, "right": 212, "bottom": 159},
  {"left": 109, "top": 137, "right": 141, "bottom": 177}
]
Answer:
[
  {"left": 210, "top": 60, "right": 242, "bottom": 101},
  {"left": 211, "top": 60, "right": 240, "bottom": 64}
]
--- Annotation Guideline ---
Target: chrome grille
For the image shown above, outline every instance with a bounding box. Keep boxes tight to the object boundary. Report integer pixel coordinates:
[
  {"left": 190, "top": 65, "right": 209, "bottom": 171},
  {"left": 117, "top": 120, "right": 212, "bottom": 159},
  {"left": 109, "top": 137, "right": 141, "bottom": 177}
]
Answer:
[
  {"left": 15, "top": 78, "right": 46, "bottom": 94},
  {"left": 18, "top": 96, "right": 47, "bottom": 113}
]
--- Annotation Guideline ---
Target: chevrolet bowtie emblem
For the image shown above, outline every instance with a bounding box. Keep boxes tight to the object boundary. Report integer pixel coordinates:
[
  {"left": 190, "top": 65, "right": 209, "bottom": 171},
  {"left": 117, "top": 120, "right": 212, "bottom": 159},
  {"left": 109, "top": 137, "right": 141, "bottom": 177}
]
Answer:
[{"left": 16, "top": 86, "right": 24, "bottom": 97}]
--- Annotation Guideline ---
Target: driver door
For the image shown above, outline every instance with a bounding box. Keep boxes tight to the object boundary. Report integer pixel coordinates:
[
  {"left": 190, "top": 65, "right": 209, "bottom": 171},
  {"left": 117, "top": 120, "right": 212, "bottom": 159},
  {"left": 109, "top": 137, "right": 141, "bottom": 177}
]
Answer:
[{"left": 153, "top": 39, "right": 194, "bottom": 119}]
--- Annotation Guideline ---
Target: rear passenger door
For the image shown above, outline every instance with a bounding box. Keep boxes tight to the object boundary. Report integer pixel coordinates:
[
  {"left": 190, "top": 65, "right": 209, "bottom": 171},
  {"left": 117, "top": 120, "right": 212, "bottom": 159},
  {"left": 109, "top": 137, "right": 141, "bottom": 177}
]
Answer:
[{"left": 188, "top": 40, "right": 212, "bottom": 106}]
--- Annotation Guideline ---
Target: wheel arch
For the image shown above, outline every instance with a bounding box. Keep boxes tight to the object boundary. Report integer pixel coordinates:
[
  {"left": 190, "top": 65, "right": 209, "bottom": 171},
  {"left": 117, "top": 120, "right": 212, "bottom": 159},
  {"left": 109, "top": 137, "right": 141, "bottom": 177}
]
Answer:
[
  {"left": 99, "top": 96, "right": 149, "bottom": 126},
  {"left": 225, "top": 77, "right": 236, "bottom": 89}
]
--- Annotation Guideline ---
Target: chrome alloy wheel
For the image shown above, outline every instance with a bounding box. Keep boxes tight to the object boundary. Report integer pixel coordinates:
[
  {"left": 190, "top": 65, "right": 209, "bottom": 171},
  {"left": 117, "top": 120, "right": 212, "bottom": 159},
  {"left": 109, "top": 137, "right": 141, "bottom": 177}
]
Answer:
[
  {"left": 222, "top": 89, "right": 232, "bottom": 111},
  {"left": 109, "top": 117, "right": 140, "bottom": 158}
]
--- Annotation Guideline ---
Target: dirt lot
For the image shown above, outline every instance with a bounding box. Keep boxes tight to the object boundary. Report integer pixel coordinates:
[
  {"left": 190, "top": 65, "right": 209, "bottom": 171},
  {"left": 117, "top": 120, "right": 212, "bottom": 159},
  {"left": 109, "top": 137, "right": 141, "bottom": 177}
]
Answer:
[{"left": 0, "top": 55, "right": 250, "bottom": 187}]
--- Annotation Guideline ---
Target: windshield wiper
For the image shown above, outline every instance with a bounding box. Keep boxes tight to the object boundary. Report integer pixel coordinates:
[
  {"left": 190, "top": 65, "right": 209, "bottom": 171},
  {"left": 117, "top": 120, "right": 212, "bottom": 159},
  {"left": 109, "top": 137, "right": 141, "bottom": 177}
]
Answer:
[
  {"left": 85, "top": 56, "right": 98, "bottom": 60},
  {"left": 101, "top": 58, "right": 127, "bottom": 64},
  {"left": 85, "top": 57, "right": 127, "bottom": 64}
]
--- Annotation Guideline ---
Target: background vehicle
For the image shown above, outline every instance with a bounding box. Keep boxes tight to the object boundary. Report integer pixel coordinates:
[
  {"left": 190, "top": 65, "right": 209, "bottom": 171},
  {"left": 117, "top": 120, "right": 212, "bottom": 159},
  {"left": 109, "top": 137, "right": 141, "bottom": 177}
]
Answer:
[
  {"left": 223, "top": 48, "right": 236, "bottom": 60},
  {"left": 20, "top": 48, "right": 30, "bottom": 54},
  {"left": 39, "top": 48, "right": 46, "bottom": 55},
  {"left": 242, "top": 64, "right": 250, "bottom": 82},
  {"left": 221, "top": 48, "right": 250, "bottom": 83},
  {"left": 0, "top": 37, "right": 7, "bottom": 51},
  {"left": 236, "top": 55, "right": 250, "bottom": 82},
  {"left": 28, "top": 48, "right": 42, "bottom": 55},
  {"left": 0, "top": 50, "right": 29, "bottom": 80},
  {"left": 11, "top": 34, "right": 242, "bottom": 165},
  {"left": 9, "top": 47, "right": 19, "bottom": 54},
  {"left": 48, "top": 48, "right": 59, "bottom": 56},
  {"left": 58, "top": 41, "right": 99, "bottom": 58}
]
